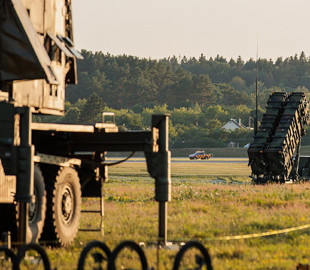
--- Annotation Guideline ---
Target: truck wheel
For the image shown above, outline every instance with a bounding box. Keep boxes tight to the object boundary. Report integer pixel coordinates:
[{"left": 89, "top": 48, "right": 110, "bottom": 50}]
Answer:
[
  {"left": 0, "top": 166, "right": 46, "bottom": 244},
  {"left": 42, "top": 167, "right": 81, "bottom": 246},
  {"left": 26, "top": 165, "right": 46, "bottom": 243}
]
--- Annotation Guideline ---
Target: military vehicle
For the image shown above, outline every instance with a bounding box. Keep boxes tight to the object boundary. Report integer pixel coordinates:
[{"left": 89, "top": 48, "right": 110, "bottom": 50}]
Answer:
[
  {"left": 0, "top": 0, "right": 171, "bottom": 246},
  {"left": 248, "top": 92, "right": 310, "bottom": 183}
]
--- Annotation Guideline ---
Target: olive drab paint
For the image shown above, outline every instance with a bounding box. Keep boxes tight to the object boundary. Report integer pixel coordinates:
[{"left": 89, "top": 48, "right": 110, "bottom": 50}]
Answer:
[
  {"left": 0, "top": 0, "right": 171, "bottom": 245},
  {"left": 0, "top": 0, "right": 80, "bottom": 115},
  {"left": 248, "top": 92, "right": 310, "bottom": 183}
]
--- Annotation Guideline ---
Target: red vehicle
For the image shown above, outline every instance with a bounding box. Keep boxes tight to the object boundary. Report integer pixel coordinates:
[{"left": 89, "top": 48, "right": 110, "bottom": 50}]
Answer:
[{"left": 188, "top": 151, "right": 212, "bottom": 160}]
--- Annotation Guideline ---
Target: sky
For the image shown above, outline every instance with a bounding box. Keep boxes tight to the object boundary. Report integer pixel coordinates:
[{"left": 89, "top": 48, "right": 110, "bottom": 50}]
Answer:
[{"left": 72, "top": 0, "right": 310, "bottom": 61}]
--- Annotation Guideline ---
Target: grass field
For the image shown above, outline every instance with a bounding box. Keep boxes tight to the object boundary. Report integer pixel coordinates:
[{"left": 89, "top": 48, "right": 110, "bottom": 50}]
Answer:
[{"left": 22, "top": 160, "right": 310, "bottom": 269}]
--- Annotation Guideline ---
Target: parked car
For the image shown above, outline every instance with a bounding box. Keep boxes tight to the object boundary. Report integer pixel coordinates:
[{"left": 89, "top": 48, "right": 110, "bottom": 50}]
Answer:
[{"left": 188, "top": 150, "right": 212, "bottom": 160}]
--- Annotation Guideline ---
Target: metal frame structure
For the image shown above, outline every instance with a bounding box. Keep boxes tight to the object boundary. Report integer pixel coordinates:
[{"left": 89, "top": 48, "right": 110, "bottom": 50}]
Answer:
[{"left": 0, "top": 0, "right": 171, "bottom": 245}]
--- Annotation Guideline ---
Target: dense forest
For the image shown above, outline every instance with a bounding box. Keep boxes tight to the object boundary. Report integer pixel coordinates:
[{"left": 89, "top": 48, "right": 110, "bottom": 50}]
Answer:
[{"left": 38, "top": 50, "right": 310, "bottom": 148}]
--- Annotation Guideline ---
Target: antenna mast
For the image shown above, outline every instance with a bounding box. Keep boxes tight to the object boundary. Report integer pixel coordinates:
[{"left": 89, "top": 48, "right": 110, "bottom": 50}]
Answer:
[{"left": 254, "top": 38, "right": 259, "bottom": 135}]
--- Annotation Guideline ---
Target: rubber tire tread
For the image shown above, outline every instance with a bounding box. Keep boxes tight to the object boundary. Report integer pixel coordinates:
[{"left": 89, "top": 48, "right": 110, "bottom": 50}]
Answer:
[
  {"left": 41, "top": 166, "right": 81, "bottom": 246},
  {"left": 40, "top": 165, "right": 58, "bottom": 244},
  {"left": 27, "top": 165, "right": 46, "bottom": 243}
]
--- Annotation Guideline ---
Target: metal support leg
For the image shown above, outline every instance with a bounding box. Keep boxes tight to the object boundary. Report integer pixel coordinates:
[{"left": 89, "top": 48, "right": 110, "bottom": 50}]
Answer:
[
  {"left": 17, "top": 202, "right": 28, "bottom": 243},
  {"left": 100, "top": 183, "right": 104, "bottom": 236},
  {"left": 146, "top": 114, "right": 171, "bottom": 245},
  {"left": 16, "top": 107, "right": 33, "bottom": 244},
  {"left": 100, "top": 163, "right": 107, "bottom": 236},
  {"left": 159, "top": 202, "right": 167, "bottom": 244},
  {"left": 294, "top": 139, "right": 302, "bottom": 181}
]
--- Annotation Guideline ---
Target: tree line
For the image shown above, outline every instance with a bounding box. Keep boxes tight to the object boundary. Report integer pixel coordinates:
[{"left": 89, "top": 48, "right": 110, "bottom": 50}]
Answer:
[
  {"left": 67, "top": 50, "right": 310, "bottom": 109},
  {"left": 36, "top": 50, "right": 310, "bottom": 148}
]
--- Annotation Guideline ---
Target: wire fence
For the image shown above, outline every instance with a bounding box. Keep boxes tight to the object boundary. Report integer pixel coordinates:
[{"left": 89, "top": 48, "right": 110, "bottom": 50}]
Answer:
[
  {"left": 2, "top": 222, "right": 310, "bottom": 269},
  {"left": 0, "top": 240, "right": 213, "bottom": 270}
]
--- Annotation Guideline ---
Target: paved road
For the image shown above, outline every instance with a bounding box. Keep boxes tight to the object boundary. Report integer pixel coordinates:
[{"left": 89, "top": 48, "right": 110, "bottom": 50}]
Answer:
[
  {"left": 108, "top": 157, "right": 248, "bottom": 164},
  {"left": 172, "top": 158, "right": 248, "bottom": 164}
]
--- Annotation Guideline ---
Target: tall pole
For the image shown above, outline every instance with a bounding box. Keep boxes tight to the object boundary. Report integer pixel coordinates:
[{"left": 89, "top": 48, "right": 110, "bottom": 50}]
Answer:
[
  {"left": 156, "top": 115, "right": 171, "bottom": 245},
  {"left": 255, "top": 39, "right": 259, "bottom": 135},
  {"left": 150, "top": 115, "right": 171, "bottom": 245}
]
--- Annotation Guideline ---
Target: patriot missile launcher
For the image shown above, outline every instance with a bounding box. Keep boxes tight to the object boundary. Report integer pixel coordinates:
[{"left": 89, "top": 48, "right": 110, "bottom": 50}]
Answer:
[{"left": 248, "top": 92, "right": 310, "bottom": 183}]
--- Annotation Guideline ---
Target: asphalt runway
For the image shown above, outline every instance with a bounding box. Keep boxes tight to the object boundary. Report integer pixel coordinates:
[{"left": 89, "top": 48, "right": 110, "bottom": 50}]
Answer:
[
  {"left": 172, "top": 158, "right": 248, "bottom": 163},
  {"left": 108, "top": 157, "right": 248, "bottom": 164}
]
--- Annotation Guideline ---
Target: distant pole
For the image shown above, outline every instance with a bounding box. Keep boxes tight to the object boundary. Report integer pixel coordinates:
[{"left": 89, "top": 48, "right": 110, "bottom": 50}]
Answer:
[{"left": 254, "top": 38, "right": 259, "bottom": 135}]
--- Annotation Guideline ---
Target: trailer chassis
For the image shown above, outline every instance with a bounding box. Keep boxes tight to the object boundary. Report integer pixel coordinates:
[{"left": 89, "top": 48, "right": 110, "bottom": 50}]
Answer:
[{"left": 0, "top": 102, "right": 171, "bottom": 245}]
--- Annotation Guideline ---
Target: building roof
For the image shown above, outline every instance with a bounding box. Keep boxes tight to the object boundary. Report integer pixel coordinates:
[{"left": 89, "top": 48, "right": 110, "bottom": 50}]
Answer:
[{"left": 222, "top": 119, "right": 246, "bottom": 131}]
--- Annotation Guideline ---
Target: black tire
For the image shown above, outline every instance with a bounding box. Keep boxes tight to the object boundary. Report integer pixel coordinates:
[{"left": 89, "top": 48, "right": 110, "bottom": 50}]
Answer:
[
  {"left": 26, "top": 165, "right": 46, "bottom": 243},
  {"left": 173, "top": 241, "right": 213, "bottom": 270},
  {"left": 108, "top": 241, "right": 148, "bottom": 270},
  {"left": 41, "top": 166, "right": 81, "bottom": 246},
  {"left": 0, "top": 204, "right": 17, "bottom": 241},
  {"left": 15, "top": 243, "right": 51, "bottom": 270},
  {"left": 77, "top": 241, "right": 111, "bottom": 270},
  {"left": 0, "top": 166, "right": 46, "bottom": 244}
]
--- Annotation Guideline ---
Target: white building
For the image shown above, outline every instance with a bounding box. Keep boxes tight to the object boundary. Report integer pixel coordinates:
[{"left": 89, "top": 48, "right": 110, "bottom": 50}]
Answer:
[{"left": 222, "top": 118, "right": 246, "bottom": 131}]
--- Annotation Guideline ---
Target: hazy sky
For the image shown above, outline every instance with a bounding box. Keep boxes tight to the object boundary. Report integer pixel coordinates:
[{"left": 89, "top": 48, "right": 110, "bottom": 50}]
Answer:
[{"left": 72, "top": 0, "right": 310, "bottom": 61}]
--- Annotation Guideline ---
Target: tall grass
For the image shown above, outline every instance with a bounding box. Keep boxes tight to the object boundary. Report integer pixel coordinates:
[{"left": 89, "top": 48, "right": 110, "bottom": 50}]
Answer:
[{"left": 42, "top": 161, "right": 310, "bottom": 269}]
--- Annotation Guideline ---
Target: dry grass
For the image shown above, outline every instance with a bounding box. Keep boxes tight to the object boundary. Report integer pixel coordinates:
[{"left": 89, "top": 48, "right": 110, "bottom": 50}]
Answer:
[
  {"left": 108, "top": 159, "right": 251, "bottom": 182},
  {"left": 37, "top": 160, "right": 310, "bottom": 269}
]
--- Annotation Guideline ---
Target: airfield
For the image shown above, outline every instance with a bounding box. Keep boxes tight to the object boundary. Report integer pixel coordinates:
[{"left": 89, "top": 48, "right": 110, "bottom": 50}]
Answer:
[
  {"left": 109, "top": 157, "right": 248, "bottom": 164},
  {"left": 71, "top": 158, "right": 310, "bottom": 269}
]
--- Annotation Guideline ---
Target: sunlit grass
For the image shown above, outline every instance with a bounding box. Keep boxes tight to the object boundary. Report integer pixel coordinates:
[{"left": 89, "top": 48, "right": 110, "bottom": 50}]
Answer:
[
  {"left": 37, "top": 161, "right": 310, "bottom": 269},
  {"left": 108, "top": 159, "right": 251, "bottom": 182}
]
